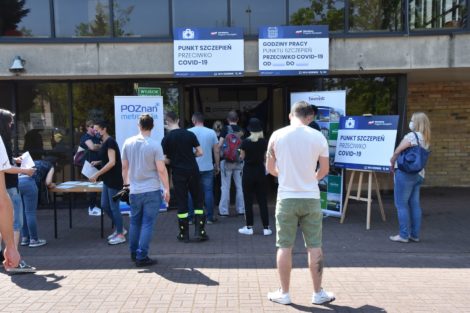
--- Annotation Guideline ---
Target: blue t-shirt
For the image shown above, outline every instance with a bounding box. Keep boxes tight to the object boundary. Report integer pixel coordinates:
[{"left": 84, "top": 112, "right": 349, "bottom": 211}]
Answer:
[{"left": 188, "top": 126, "right": 218, "bottom": 172}]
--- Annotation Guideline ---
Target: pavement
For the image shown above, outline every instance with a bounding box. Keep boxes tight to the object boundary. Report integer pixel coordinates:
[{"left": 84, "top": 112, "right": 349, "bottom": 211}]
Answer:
[{"left": 1, "top": 187, "right": 469, "bottom": 313}]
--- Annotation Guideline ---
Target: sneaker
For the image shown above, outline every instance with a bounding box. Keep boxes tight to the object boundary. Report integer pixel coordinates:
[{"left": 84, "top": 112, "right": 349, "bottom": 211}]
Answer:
[
  {"left": 207, "top": 218, "right": 218, "bottom": 225},
  {"left": 409, "top": 236, "right": 420, "bottom": 242},
  {"left": 267, "top": 288, "right": 292, "bottom": 305},
  {"left": 88, "top": 207, "right": 102, "bottom": 216},
  {"left": 135, "top": 256, "right": 157, "bottom": 267},
  {"left": 312, "top": 289, "right": 335, "bottom": 305},
  {"left": 389, "top": 234, "right": 409, "bottom": 243},
  {"left": 237, "top": 212, "right": 245, "bottom": 216},
  {"left": 108, "top": 234, "right": 126, "bottom": 245},
  {"left": 263, "top": 228, "right": 273, "bottom": 236},
  {"left": 218, "top": 213, "right": 229, "bottom": 217},
  {"left": 107, "top": 228, "right": 128, "bottom": 240},
  {"left": 238, "top": 226, "right": 253, "bottom": 235},
  {"left": 20, "top": 237, "right": 30, "bottom": 246},
  {"left": 29, "top": 239, "right": 47, "bottom": 248},
  {"left": 159, "top": 207, "right": 167, "bottom": 213},
  {"left": 188, "top": 219, "right": 194, "bottom": 225},
  {"left": 6, "top": 260, "right": 36, "bottom": 274}
]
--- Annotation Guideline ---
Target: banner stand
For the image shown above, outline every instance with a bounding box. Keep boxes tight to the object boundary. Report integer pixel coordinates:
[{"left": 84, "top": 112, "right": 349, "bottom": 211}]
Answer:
[{"left": 340, "top": 169, "right": 385, "bottom": 230}]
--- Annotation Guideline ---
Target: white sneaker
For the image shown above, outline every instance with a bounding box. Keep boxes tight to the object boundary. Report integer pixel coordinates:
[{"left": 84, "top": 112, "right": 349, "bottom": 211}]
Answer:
[
  {"left": 267, "top": 288, "right": 292, "bottom": 305},
  {"left": 312, "top": 289, "right": 335, "bottom": 305},
  {"left": 107, "top": 228, "right": 128, "bottom": 240},
  {"left": 263, "top": 228, "right": 273, "bottom": 236},
  {"left": 88, "top": 207, "right": 102, "bottom": 216},
  {"left": 108, "top": 234, "right": 126, "bottom": 245},
  {"left": 389, "top": 234, "right": 409, "bottom": 243},
  {"left": 238, "top": 226, "right": 253, "bottom": 235}
]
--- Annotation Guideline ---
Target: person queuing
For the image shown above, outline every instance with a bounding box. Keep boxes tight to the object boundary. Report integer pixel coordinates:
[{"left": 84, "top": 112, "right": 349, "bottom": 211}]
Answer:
[
  {"left": 237, "top": 118, "right": 272, "bottom": 236},
  {"left": 389, "top": 112, "right": 431, "bottom": 243},
  {"left": 218, "top": 111, "right": 245, "bottom": 216},
  {"left": 266, "top": 101, "right": 335, "bottom": 305},
  {"left": 19, "top": 157, "right": 56, "bottom": 248},
  {"left": 188, "top": 112, "right": 220, "bottom": 224},
  {"left": 122, "top": 114, "right": 170, "bottom": 267},
  {"left": 80, "top": 120, "right": 102, "bottom": 216},
  {"left": 162, "top": 111, "right": 208, "bottom": 242},
  {"left": 0, "top": 109, "right": 37, "bottom": 274},
  {"left": 89, "top": 120, "right": 126, "bottom": 245},
  {"left": 0, "top": 135, "right": 21, "bottom": 270}
]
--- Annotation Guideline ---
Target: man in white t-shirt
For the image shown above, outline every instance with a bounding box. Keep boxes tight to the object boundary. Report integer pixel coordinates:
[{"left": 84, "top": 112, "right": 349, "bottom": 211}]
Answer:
[
  {"left": 266, "top": 101, "right": 335, "bottom": 306},
  {"left": 0, "top": 136, "right": 21, "bottom": 270}
]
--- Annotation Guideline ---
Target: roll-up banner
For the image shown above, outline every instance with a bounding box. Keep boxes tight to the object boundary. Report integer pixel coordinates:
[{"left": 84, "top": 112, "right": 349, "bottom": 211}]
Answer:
[
  {"left": 114, "top": 96, "right": 165, "bottom": 150},
  {"left": 291, "top": 91, "right": 345, "bottom": 217},
  {"left": 173, "top": 27, "right": 244, "bottom": 77}
]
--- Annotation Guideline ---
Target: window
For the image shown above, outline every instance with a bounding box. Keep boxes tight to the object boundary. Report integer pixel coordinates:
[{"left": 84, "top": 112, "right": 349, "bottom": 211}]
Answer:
[
  {"left": 113, "top": 0, "right": 170, "bottom": 37},
  {"left": 409, "top": 0, "right": 466, "bottom": 29},
  {"left": 289, "top": 0, "right": 345, "bottom": 32},
  {"left": 54, "top": 0, "right": 111, "bottom": 37},
  {"left": 349, "top": 0, "right": 403, "bottom": 32},
  {"left": 0, "top": 0, "right": 51, "bottom": 37},
  {"left": 173, "top": 0, "right": 228, "bottom": 28},
  {"left": 231, "top": 0, "right": 286, "bottom": 36}
]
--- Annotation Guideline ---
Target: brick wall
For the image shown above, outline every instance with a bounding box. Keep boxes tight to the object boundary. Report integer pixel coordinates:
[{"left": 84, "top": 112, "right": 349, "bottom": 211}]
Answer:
[{"left": 408, "top": 81, "right": 470, "bottom": 187}]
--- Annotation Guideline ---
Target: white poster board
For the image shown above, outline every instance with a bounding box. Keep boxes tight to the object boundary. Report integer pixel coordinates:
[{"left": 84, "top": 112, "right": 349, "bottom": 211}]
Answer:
[
  {"left": 290, "top": 90, "right": 346, "bottom": 217},
  {"left": 114, "top": 96, "right": 165, "bottom": 150},
  {"left": 334, "top": 115, "right": 399, "bottom": 172}
]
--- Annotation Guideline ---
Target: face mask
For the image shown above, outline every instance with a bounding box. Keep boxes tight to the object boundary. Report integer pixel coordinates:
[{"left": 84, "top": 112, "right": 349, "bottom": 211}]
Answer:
[{"left": 409, "top": 121, "right": 415, "bottom": 131}]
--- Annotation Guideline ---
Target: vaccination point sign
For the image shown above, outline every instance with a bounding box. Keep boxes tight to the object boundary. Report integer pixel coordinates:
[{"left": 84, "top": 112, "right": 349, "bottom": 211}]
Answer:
[
  {"left": 114, "top": 96, "right": 165, "bottom": 150},
  {"left": 173, "top": 27, "right": 244, "bottom": 77},
  {"left": 334, "top": 115, "right": 399, "bottom": 172},
  {"left": 259, "top": 25, "right": 329, "bottom": 76}
]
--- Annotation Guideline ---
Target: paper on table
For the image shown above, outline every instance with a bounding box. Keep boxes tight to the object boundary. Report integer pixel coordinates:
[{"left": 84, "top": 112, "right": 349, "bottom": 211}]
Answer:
[
  {"left": 20, "top": 151, "right": 35, "bottom": 169},
  {"left": 81, "top": 161, "right": 99, "bottom": 179}
]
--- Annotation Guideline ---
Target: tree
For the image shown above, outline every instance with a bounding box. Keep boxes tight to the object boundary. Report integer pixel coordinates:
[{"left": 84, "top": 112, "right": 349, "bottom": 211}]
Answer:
[
  {"left": 75, "top": 2, "right": 134, "bottom": 37},
  {"left": 290, "top": 0, "right": 344, "bottom": 31},
  {"left": 0, "top": 0, "right": 30, "bottom": 36}
]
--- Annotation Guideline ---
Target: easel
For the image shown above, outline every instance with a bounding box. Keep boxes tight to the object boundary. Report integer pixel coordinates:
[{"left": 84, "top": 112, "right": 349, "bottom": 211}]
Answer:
[{"left": 340, "top": 169, "right": 385, "bottom": 230}]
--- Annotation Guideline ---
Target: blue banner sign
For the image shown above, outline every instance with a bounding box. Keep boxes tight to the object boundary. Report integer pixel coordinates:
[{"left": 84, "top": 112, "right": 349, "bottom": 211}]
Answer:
[
  {"left": 173, "top": 27, "right": 244, "bottom": 77},
  {"left": 259, "top": 25, "right": 329, "bottom": 76},
  {"left": 334, "top": 115, "right": 399, "bottom": 172}
]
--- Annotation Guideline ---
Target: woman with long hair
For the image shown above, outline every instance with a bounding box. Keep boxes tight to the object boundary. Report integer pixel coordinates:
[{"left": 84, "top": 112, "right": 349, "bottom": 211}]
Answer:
[
  {"left": 238, "top": 118, "right": 271, "bottom": 236},
  {"left": 89, "top": 120, "right": 126, "bottom": 245},
  {"left": 389, "top": 112, "right": 431, "bottom": 243}
]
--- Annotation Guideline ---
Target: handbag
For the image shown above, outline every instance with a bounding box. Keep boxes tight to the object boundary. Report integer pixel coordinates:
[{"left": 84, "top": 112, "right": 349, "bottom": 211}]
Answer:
[
  {"left": 397, "top": 132, "right": 430, "bottom": 173},
  {"left": 73, "top": 146, "right": 87, "bottom": 167}
]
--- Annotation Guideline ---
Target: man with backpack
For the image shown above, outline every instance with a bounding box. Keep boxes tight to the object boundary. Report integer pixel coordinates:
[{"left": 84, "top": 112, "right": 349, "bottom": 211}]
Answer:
[{"left": 218, "top": 111, "right": 245, "bottom": 216}]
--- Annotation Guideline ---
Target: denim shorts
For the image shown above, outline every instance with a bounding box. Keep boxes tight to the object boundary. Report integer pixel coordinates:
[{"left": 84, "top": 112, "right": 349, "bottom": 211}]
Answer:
[
  {"left": 275, "top": 198, "right": 322, "bottom": 248},
  {"left": 7, "top": 187, "right": 24, "bottom": 231}
]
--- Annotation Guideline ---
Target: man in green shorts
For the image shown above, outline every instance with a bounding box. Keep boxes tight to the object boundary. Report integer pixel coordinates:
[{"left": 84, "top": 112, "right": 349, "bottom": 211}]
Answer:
[{"left": 266, "top": 100, "right": 335, "bottom": 305}]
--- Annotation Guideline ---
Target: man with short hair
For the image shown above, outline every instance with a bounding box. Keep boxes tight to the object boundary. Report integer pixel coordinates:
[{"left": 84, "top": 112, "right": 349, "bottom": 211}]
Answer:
[
  {"left": 266, "top": 101, "right": 335, "bottom": 305},
  {"left": 218, "top": 110, "right": 245, "bottom": 216},
  {"left": 0, "top": 136, "right": 20, "bottom": 270},
  {"left": 188, "top": 112, "right": 220, "bottom": 224},
  {"left": 162, "top": 111, "right": 208, "bottom": 242},
  {"left": 121, "top": 114, "right": 170, "bottom": 267}
]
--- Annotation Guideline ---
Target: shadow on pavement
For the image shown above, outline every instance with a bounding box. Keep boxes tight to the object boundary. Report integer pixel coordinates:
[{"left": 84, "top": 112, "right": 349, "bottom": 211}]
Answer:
[{"left": 9, "top": 273, "right": 66, "bottom": 291}]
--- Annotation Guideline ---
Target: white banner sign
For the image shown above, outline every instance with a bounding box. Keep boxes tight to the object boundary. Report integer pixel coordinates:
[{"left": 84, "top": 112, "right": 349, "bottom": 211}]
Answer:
[
  {"left": 173, "top": 27, "right": 244, "bottom": 77},
  {"left": 114, "top": 96, "right": 164, "bottom": 150}
]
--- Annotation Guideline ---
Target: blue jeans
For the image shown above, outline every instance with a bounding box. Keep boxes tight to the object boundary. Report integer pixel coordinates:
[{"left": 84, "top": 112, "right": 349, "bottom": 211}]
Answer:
[
  {"left": 188, "top": 170, "right": 215, "bottom": 220},
  {"left": 129, "top": 190, "right": 161, "bottom": 261},
  {"left": 394, "top": 169, "right": 424, "bottom": 239},
  {"left": 7, "top": 187, "right": 23, "bottom": 232},
  {"left": 18, "top": 177, "right": 39, "bottom": 240},
  {"left": 101, "top": 184, "right": 123, "bottom": 234},
  {"left": 219, "top": 160, "right": 244, "bottom": 215}
]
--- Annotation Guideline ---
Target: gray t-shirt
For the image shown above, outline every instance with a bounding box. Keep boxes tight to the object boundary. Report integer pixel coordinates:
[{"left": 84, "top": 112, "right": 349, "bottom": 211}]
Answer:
[
  {"left": 121, "top": 134, "right": 164, "bottom": 194},
  {"left": 188, "top": 126, "right": 218, "bottom": 172}
]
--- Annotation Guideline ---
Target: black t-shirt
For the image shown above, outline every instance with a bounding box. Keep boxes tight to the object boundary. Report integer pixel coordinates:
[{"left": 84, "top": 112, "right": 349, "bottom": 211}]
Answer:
[
  {"left": 98, "top": 137, "right": 123, "bottom": 190},
  {"left": 240, "top": 138, "right": 267, "bottom": 166},
  {"left": 162, "top": 128, "right": 200, "bottom": 172},
  {"left": 3, "top": 136, "right": 17, "bottom": 189},
  {"left": 80, "top": 133, "right": 100, "bottom": 162},
  {"left": 308, "top": 120, "right": 321, "bottom": 131}
]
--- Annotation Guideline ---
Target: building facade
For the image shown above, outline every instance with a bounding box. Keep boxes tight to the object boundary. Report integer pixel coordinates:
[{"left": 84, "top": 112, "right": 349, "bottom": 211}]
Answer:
[{"left": 0, "top": 0, "right": 469, "bottom": 187}]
